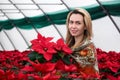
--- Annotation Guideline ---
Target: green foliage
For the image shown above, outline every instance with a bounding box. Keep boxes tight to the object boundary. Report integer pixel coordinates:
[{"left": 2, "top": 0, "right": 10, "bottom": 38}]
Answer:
[
  {"left": 59, "top": 77, "right": 72, "bottom": 80},
  {"left": 28, "top": 51, "right": 46, "bottom": 63},
  {"left": 62, "top": 55, "right": 71, "bottom": 65}
]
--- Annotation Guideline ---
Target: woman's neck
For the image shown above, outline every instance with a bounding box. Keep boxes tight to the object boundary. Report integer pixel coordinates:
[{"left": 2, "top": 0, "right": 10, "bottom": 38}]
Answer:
[
  {"left": 74, "top": 34, "right": 84, "bottom": 45},
  {"left": 71, "top": 35, "right": 84, "bottom": 49}
]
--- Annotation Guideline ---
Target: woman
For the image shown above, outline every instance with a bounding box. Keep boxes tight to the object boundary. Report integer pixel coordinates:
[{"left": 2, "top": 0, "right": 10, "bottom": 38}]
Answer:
[{"left": 66, "top": 8, "right": 99, "bottom": 79}]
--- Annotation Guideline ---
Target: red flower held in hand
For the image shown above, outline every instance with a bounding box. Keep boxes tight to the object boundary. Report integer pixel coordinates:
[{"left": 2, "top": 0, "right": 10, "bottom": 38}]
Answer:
[
  {"left": 55, "top": 38, "right": 72, "bottom": 54},
  {"left": 31, "top": 33, "right": 57, "bottom": 61}
]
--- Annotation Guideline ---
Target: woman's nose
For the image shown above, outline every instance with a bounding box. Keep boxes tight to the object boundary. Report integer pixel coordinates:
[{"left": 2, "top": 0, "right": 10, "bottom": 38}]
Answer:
[{"left": 71, "top": 23, "right": 76, "bottom": 28}]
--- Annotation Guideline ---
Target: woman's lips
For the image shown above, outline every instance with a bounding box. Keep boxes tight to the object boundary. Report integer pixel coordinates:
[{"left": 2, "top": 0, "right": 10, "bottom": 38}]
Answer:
[{"left": 71, "top": 30, "right": 77, "bottom": 33}]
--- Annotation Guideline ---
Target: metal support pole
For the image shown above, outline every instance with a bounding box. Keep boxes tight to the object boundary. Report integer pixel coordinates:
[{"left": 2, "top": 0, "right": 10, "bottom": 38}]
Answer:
[{"left": 96, "top": 0, "right": 120, "bottom": 34}]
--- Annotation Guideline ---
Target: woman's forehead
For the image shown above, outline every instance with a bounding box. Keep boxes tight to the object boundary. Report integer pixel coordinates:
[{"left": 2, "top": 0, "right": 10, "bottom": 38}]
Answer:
[{"left": 69, "top": 14, "right": 84, "bottom": 21}]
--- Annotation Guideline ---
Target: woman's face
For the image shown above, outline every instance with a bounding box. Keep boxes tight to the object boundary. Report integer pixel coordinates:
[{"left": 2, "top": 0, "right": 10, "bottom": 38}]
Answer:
[{"left": 68, "top": 13, "right": 85, "bottom": 37}]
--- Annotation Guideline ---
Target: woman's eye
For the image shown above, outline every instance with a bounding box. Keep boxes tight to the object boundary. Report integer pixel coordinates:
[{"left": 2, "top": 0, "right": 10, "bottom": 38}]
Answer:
[
  {"left": 69, "top": 21, "right": 73, "bottom": 24},
  {"left": 76, "top": 22, "right": 81, "bottom": 25}
]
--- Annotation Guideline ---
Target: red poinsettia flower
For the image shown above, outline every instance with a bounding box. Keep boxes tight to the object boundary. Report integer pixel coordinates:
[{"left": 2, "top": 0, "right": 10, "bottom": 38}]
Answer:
[
  {"left": 31, "top": 33, "right": 57, "bottom": 61},
  {"left": 55, "top": 60, "right": 65, "bottom": 71},
  {"left": 31, "top": 33, "right": 53, "bottom": 45},
  {"left": 31, "top": 75, "right": 42, "bottom": 80},
  {"left": 55, "top": 38, "right": 72, "bottom": 54},
  {"left": 28, "top": 74, "right": 43, "bottom": 80},
  {"left": 29, "top": 60, "right": 56, "bottom": 74},
  {"left": 65, "top": 64, "right": 77, "bottom": 72},
  {"left": 21, "top": 65, "right": 34, "bottom": 72},
  {"left": 16, "top": 71, "right": 28, "bottom": 80},
  {"left": 106, "top": 61, "right": 119, "bottom": 73},
  {"left": 3, "top": 70, "right": 15, "bottom": 80},
  {"left": 106, "top": 74, "right": 118, "bottom": 80},
  {"left": 42, "top": 72, "right": 60, "bottom": 80},
  {"left": 0, "top": 70, "right": 5, "bottom": 79}
]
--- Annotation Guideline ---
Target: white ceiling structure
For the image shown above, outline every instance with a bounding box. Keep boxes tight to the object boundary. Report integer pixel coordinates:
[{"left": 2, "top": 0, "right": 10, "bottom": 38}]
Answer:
[{"left": 0, "top": 0, "right": 120, "bottom": 52}]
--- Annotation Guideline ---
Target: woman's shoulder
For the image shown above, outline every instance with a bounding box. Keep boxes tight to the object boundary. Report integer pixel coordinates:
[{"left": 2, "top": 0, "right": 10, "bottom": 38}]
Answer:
[
  {"left": 73, "top": 39, "right": 93, "bottom": 52},
  {"left": 84, "top": 40, "right": 96, "bottom": 50},
  {"left": 87, "top": 41, "right": 95, "bottom": 48}
]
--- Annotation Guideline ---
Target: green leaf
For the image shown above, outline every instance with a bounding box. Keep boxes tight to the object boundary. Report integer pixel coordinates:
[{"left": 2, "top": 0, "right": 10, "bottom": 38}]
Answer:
[
  {"left": 58, "top": 52, "right": 64, "bottom": 58},
  {"left": 59, "top": 77, "right": 72, "bottom": 80},
  {"left": 37, "top": 54, "right": 46, "bottom": 63},
  {"left": 28, "top": 51, "right": 39, "bottom": 61},
  {"left": 62, "top": 55, "right": 71, "bottom": 65},
  {"left": 51, "top": 53, "right": 61, "bottom": 62},
  {"left": 28, "top": 51, "right": 46, "bottom": 63}
]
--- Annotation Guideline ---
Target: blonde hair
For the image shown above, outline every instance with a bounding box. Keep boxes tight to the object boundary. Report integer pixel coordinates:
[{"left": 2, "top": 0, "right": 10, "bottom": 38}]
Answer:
[{"left": 66, "top": 8, "right": 93, "bottom": 48}]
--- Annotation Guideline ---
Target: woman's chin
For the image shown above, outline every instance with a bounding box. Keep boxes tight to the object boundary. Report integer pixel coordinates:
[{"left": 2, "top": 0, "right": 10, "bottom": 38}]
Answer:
[{"left": 71, "top": 34, "right": 78, "bottom": 37}]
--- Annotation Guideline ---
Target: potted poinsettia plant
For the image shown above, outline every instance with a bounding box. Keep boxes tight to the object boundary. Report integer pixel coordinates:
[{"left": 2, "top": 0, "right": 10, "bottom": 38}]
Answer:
[
  {"left": 0, "top": 33, "right": 120, "bottom": 80},
  {"left": 0, "top": 33, "right": 99, "bottom": 80},
  {"left": 97, "top": 49, "right": 120, "bottom": 80},
  {"left": 27, "top": 33, "right": 120, "bottom": 80},
  {"left": 27, "top": 33, "right": 79, "bottom": 80}
]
